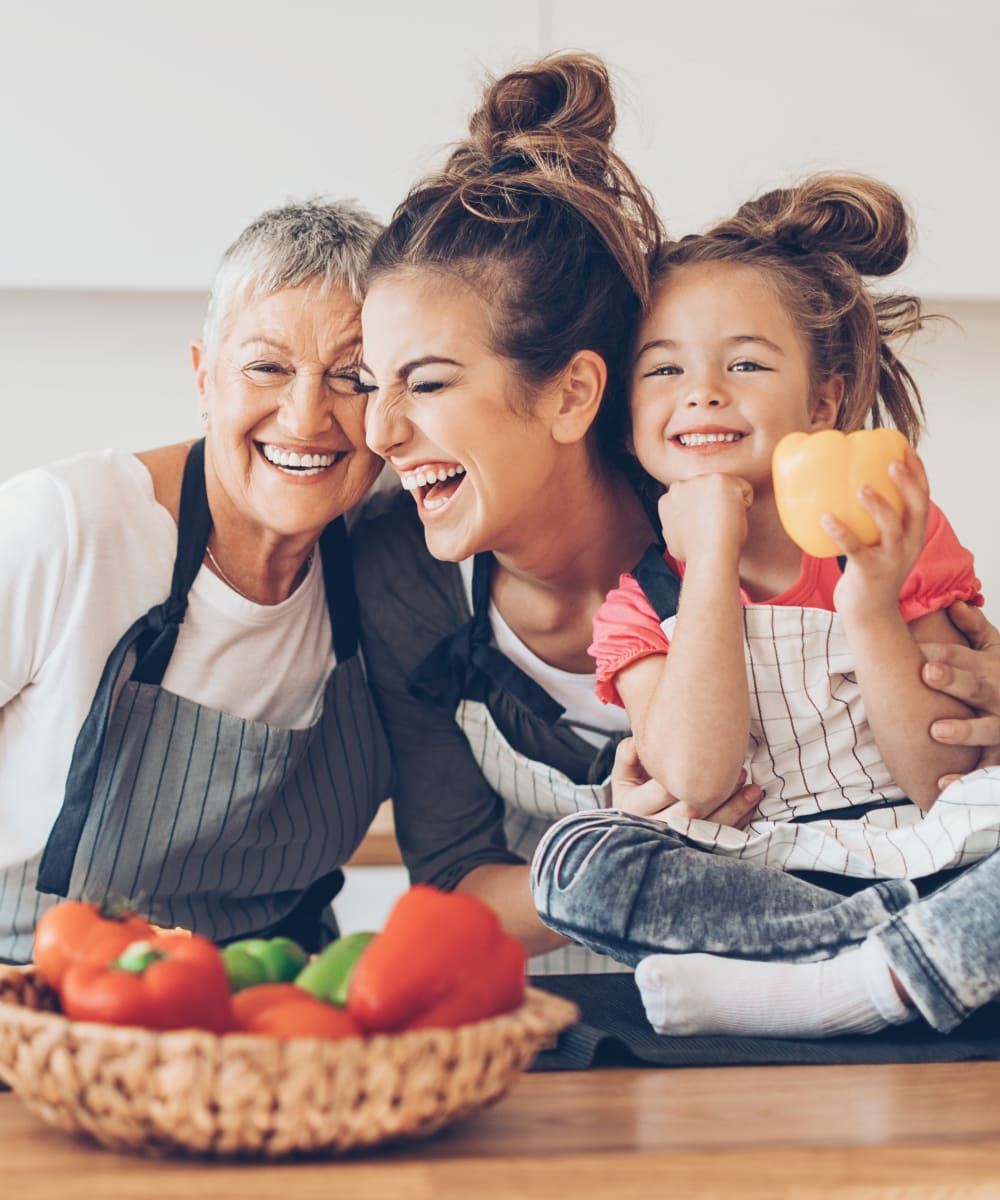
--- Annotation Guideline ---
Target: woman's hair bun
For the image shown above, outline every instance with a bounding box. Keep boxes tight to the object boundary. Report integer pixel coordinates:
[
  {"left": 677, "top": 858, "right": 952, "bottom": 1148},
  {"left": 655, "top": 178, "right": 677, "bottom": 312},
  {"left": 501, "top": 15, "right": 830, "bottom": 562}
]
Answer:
[
  {"left": 734, "top": 173, "right": 912, "bottom": 277},
  {"left": 464, "top": 52, "right": 617, "bottom": 183}
]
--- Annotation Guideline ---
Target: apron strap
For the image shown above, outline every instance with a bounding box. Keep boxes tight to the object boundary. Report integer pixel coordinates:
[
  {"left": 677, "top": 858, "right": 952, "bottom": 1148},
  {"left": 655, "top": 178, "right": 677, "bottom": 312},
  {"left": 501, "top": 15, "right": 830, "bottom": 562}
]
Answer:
[
  {"left": 318, "top": 515, "right": 358, "bottom": 660},
  {"left": 131, "top": 439, "right": 213, "bottom": 685},
  {"left": 407, "top": 552, "right": 565, "bottom": 724},
  {"left": 632, "top": 542, "right": 682, "bottom": 623}
]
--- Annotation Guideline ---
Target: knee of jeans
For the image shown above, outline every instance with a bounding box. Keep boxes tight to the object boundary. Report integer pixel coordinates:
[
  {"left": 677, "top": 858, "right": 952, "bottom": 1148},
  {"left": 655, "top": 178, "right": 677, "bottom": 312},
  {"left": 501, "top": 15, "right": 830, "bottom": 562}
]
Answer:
[{"left": 530, "top": 813, "right": 620, "bottom": 904}]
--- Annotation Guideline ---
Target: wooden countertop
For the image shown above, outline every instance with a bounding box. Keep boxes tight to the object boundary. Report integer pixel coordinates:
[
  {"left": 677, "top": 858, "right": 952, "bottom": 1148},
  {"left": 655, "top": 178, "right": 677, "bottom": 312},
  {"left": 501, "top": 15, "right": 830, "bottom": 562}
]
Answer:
[{"left": 5, "top": 1061, "right": 1000, "bottom": 1198}]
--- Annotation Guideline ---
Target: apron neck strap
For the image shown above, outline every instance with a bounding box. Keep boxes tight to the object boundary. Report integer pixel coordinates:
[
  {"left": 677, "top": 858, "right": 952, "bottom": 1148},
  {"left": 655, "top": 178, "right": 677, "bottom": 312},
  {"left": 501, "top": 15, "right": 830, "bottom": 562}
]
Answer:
[
  {"left": 130, "top": 439, "right": 213, "bottom": 684},
  {"left": 631, "top": 542, "right": 682, "bottom": 623},
  {"left": 406, "top": 550, "right": 565, "bottom": 723},
  {"left": 318, "top": 516, "right": 359, "bottom": 661}
]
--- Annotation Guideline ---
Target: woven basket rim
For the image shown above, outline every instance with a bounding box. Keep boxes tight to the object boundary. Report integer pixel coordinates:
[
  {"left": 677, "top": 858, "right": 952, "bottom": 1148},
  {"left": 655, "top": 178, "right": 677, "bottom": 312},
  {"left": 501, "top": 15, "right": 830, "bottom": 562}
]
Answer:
[{"left": 0, "top": 962, "right": 579, "bottom": 1050}]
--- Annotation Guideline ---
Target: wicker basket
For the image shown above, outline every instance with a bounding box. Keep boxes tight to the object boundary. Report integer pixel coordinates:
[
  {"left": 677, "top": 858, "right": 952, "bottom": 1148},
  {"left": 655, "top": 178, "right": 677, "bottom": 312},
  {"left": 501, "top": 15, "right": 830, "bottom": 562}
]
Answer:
[{"left": 0, "top": 965, "right": 578, "bottom": 1158}]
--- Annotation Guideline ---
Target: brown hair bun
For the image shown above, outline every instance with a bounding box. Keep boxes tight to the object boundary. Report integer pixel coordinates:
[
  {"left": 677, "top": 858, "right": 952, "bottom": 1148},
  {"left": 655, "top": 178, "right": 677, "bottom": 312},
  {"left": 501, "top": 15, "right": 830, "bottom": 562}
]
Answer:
[{"left": 734, "top": 173, "right": 911, "bottom": 278}]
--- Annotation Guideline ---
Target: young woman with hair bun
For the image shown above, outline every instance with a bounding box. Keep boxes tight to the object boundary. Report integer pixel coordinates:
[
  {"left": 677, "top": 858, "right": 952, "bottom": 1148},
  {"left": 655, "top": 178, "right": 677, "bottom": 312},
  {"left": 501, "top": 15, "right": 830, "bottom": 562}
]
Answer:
[
  {"left": 532, "top": 173, "right": 1000, "bottom": 1038},
  {"left": 354, "top": 53, "right": 763, "bottom": 975}
]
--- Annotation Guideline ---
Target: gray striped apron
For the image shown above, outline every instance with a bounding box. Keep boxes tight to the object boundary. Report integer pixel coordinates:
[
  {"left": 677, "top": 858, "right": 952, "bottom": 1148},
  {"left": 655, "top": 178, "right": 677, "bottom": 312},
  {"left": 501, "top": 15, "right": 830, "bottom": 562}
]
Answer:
[
  {"left": 632, "top": 544, "right": 1000, "bottom": 880},
  {"left": 0, "top": 440, "right": 392, "bottom": 962},
  {"left": 410, "top": 551, "right": 627, "bottom": 976}
]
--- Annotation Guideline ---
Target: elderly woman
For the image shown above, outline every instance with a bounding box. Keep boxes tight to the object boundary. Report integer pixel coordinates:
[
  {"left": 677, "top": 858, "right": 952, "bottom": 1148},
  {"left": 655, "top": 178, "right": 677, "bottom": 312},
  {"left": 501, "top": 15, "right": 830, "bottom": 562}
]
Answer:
[{"left": 0, "top": 199, "right": 392, "bottom": 960}]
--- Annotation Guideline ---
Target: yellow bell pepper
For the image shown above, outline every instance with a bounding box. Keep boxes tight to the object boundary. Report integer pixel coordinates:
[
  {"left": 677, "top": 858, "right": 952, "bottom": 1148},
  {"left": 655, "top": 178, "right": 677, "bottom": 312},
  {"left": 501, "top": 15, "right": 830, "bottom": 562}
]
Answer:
[{"left": 773, "top": 428, "right": 908, "bottom": 558}]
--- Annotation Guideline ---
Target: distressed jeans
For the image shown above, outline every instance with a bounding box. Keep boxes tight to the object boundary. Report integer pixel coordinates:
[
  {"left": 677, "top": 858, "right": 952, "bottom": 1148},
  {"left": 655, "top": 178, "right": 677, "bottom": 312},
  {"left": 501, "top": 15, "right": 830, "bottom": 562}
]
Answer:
[{"left": 530, "top": 809, "right": 1000, "bottom": 1032}]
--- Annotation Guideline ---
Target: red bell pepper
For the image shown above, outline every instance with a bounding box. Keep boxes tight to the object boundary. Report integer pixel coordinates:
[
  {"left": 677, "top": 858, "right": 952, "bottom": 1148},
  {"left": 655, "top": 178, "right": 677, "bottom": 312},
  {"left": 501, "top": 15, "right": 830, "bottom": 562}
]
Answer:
[
  {"left": 33, "top": 898, "right": 156, "bottom": 990},
  {"left": 60, "top": 932, "right": 233, "bottom": 1034},
  {"left": 347, "top": 885, "right": 526, "bottom": 1033},
  {"left": 231, "top": 983, "right": 362, "bottom": 1040}
]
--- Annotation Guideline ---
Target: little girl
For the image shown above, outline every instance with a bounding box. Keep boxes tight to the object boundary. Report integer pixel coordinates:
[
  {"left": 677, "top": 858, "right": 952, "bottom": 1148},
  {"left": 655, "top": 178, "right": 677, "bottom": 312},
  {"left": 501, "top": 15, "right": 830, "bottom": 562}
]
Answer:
[{"left": 530, "top": 174, "right": 1000, "bottom": 1040}]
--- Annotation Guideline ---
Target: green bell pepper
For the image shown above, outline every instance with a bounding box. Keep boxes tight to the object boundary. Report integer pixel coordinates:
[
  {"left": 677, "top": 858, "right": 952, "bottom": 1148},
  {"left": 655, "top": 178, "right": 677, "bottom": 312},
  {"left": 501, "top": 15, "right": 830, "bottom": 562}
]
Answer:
[
  {"left": 295, "top": 931, "right": 376, "bottom": 1006},
  {"left": 222, "top": 936, "right": 309, "bottom": 992}
]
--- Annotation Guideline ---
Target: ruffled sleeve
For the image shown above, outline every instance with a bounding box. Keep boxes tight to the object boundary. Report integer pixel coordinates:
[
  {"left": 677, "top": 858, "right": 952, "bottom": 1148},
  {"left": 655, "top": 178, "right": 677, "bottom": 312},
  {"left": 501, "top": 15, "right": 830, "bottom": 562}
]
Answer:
[
  {"left": 589, "top": 571, "right": 670, "bottom": 707},
  {"left": 899, "top": 501, "right": 984, "bottom": 623}
]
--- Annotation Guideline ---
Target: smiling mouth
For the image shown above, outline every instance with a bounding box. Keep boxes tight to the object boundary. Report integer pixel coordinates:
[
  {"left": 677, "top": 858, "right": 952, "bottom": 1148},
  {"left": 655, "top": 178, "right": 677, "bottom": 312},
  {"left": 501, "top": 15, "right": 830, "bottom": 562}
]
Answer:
[
  {"left": 398, "top": 463, "right": 467, "bottom": 513},
  {"left": 257, "top": 442, "right": 346, "bottom": 476},
  {"left": 673, "top": 432, "right": 746, "bottom": 448}
]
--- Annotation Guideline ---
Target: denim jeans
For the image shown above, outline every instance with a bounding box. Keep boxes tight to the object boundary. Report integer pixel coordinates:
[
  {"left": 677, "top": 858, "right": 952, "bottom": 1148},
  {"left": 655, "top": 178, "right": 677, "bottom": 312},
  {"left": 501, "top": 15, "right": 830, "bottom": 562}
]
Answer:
[{"left": 530, "top": 809, "right": 1000, "bottom": 1032}]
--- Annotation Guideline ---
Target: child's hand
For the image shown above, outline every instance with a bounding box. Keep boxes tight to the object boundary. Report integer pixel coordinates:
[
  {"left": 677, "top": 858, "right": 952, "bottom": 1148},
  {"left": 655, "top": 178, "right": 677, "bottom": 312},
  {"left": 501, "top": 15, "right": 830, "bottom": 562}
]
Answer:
[
  {"left": 823, "top": 448, "right": 929, "bottom": 622},
  {"left": 657, "top": 474, "right": 753, "bottom": 563},
  {"left": 610, "top": 737, "right": 761, "bottom": 829}
]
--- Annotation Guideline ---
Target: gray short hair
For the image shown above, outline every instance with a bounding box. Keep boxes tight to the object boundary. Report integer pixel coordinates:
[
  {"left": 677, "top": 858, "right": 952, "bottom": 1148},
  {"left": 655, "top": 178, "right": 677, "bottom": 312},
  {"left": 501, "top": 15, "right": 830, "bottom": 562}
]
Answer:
[{"left": 202, "top": 197, "right": 383, "bottom": 349}]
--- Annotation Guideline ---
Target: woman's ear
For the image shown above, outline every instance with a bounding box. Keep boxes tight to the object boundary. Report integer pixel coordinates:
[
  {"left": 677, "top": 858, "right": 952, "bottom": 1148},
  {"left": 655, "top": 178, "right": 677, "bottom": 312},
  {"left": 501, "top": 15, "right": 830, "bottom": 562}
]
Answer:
[
  {"left": 191, "top": 339, "right": 210, "bottom": 423},
  {"left": 810, "top": 375, "right": 845, "bottom": 431},
  {"left": 191, "top": 339, "right": 209, "bottom": 396},
  {"left": 550, "top": 350, "right": 607, "bottom": 444}
]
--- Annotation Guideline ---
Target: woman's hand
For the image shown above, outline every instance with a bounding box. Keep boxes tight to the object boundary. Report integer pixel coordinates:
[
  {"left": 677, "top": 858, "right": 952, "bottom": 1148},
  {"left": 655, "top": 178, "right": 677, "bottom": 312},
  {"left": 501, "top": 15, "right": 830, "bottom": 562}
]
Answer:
[
  {"left": 824, "top": 449, "right": 929, "bottom": 623},
  {"left": 657, "top": 475, "right": 752, "bottom": 563},
  {"left": 922, "top": 602, "right": 1000, "bottom": 786},
  {"left": 610, "top": 736, "right": 761, "bottom": 829}
]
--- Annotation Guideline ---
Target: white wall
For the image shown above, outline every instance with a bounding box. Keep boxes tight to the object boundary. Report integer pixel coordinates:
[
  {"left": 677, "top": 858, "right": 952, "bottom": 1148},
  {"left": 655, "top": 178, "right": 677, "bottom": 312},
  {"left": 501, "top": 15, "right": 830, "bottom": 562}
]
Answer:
[{"left": 2, "top": 1, "right": 996, "bottom": 296}]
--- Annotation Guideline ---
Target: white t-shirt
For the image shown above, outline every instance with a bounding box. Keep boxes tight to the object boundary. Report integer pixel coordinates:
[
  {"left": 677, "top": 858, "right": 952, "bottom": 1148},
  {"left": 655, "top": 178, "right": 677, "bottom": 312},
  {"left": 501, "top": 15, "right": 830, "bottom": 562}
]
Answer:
[
  {"left": 0, "top": 450, "right": 334, "bottom": 869},
  {"left": 458, "top": 558, "right": 629, "bottom": 750}
]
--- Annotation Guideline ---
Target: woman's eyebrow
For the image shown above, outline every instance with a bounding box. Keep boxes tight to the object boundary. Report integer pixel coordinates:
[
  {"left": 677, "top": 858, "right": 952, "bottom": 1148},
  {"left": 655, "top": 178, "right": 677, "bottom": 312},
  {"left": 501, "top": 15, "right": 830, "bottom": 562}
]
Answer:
[
  {"left": 360, "top": 355, "right": 464, "bottom": 379},
  {"left": 239, "top": 335, "right": 294, "bottom": 354}
]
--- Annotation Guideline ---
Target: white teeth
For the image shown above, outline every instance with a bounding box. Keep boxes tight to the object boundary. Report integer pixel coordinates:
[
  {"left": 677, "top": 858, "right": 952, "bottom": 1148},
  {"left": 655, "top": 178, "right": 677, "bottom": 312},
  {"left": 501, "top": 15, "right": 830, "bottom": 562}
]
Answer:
[
  {"left": 260, "top": 443, "right": 337, "bottom": 471},
  {"left": 399, "top": 464, "right": 466, "bottom": 491},
  {"left": 677, "top": 432, "right": 743, "bottom": 446}
]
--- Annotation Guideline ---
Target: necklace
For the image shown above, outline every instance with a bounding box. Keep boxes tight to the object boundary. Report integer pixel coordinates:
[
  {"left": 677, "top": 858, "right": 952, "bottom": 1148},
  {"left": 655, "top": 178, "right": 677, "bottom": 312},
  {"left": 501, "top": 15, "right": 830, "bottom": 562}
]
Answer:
[{"left": 203, "top": 543, "right": 314, "bottom": 603}]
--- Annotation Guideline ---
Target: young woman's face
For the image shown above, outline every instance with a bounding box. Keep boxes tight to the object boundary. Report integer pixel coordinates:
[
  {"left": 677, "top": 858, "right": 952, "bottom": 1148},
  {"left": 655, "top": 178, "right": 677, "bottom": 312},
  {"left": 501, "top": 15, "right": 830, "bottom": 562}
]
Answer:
[
  {"left": 361, "top": 271, "right": 563, "bottom": 562},
  {"left": 195, "top": 283, "right": 381, "bottom": 543},
  {"left": 630, "top": 262, "right": 840, "bottom": 496}
]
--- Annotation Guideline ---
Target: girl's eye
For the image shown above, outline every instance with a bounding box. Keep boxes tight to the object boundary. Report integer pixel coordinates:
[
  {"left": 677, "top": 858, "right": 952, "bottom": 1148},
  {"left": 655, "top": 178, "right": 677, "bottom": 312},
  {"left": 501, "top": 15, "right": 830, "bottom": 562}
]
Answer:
[
  {"left": 731, "top": 360, "right": 767, "bottom": 373},
  {"left": 646, "top": 364, "right": 682, "bottom": 377}
]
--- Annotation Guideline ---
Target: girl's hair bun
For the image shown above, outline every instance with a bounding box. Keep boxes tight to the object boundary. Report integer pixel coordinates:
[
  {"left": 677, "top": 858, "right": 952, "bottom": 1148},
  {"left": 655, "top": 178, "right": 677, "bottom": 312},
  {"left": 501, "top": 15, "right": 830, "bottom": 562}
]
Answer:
[{"left": 734, "top": 173, "right": 912, "bottom": 278}]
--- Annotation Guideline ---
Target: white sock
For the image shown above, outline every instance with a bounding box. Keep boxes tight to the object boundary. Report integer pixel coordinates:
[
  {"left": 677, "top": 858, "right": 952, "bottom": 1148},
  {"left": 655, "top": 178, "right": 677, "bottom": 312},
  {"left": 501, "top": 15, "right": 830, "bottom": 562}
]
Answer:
[{"left": 634, "top": 939, "right": 915, "bottom": 1039}]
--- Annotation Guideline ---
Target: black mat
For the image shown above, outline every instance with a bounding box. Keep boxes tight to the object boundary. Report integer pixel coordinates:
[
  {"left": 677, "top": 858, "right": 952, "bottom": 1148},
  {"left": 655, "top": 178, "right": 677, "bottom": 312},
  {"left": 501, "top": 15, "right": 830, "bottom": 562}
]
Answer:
[{"left": 528, "top": 973, "right": 1000, "bottom": 1071}]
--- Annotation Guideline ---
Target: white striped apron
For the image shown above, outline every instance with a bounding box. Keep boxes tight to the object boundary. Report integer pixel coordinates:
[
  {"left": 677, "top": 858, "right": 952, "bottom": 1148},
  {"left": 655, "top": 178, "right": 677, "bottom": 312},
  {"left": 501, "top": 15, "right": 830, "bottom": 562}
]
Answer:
[
  {"left": 456, "top": 699, "right": 627, "bottom": 976},
  {"left": 658, "top": 604, "right": 1000, "bottom": 878},
  {"left": 0, "top": 440, "right": 392, "bottom": 962}
]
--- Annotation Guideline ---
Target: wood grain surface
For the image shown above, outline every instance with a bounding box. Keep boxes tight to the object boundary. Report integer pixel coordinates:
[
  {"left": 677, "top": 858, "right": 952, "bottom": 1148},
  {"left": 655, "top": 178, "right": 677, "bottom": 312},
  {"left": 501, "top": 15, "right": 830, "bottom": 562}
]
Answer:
[{"left": 3, "top": 1061, "right": 1000, "bottom": 1199}]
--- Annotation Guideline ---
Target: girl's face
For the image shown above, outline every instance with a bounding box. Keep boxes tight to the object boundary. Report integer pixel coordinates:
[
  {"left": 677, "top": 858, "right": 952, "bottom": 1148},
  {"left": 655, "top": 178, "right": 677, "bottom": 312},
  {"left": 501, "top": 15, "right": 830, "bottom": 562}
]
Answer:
[
  {"left": 630, "top": 261, "right": 841, "bottom": 497},
  {"left": 361, "top": 271, "right": 564, "bottom": 563}
]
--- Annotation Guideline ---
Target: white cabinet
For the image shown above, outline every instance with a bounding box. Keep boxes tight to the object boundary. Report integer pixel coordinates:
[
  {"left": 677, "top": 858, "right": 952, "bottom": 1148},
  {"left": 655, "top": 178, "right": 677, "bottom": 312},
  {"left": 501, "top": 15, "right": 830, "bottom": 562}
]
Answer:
[{"left": 1, "top": 1, "right": 995, "bottom": 296}]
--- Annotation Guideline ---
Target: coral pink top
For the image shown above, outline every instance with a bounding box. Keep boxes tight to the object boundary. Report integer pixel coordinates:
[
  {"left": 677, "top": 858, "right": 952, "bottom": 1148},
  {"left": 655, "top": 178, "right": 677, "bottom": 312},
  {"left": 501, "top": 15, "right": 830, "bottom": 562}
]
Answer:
[{"left": 591, "top": 501, "right": 983, "bottom": 707}]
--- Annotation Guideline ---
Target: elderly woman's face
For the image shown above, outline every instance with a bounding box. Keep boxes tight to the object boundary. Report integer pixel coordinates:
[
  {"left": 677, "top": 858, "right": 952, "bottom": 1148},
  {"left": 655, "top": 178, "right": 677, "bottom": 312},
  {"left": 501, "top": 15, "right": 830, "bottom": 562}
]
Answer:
[{"left": 195, "top": 283, "right": 381, "bottom": 540}]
